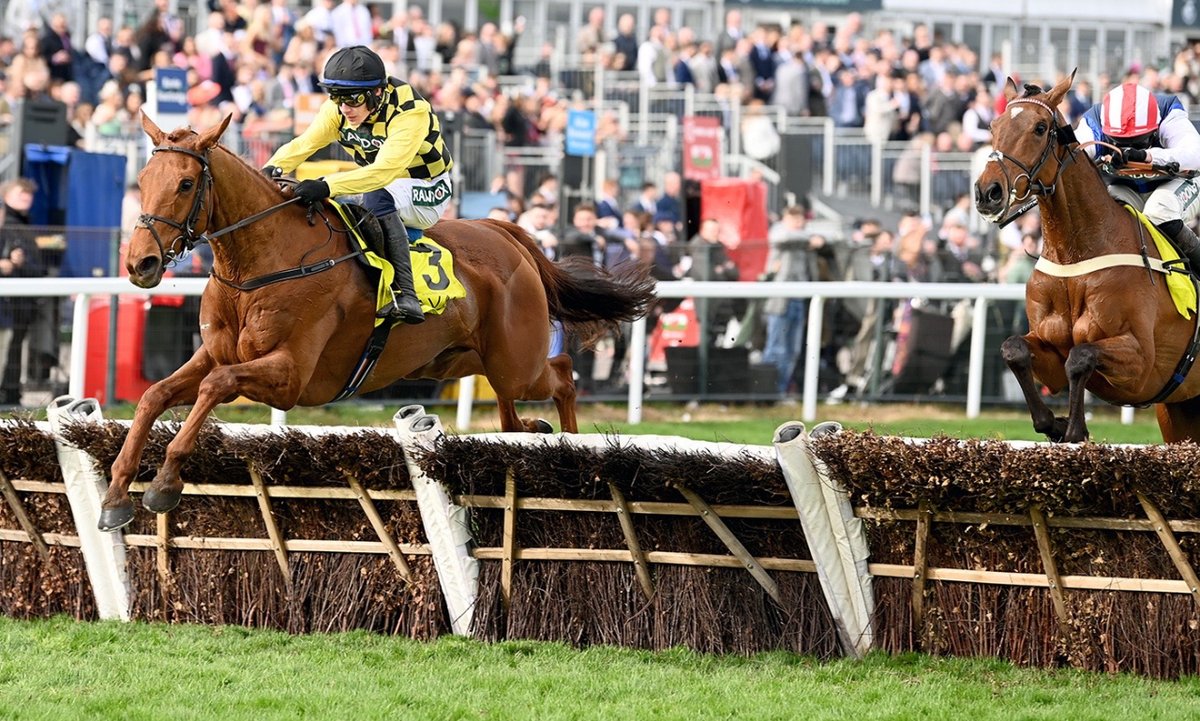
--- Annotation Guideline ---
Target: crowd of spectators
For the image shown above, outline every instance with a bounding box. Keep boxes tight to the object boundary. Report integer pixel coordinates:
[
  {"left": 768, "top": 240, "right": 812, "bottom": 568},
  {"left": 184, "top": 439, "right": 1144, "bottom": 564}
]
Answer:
[{"left": 0, "top": 3, "right": 1197, "bottom": 402}]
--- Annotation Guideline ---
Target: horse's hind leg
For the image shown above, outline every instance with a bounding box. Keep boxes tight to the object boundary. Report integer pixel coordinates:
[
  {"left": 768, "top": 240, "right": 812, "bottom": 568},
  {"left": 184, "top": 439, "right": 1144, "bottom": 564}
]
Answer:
[
  {"left": 142, "top": 352, "right": 301, "bottom": 514},
  {"left": 490, "top": 354, "right": 578, "bottom": 433},
  {"left": 99, "top": 348, "right": 214, "bottom": 532},
  {"left": 1001, "top": 335, "right": 1069, "bottom": 442},
  {"left": 1155, "top": 396, "right": 1200, "bottom": 443},
  {"left": 548, "top": 354, "right": 578, "bottom": 433}
]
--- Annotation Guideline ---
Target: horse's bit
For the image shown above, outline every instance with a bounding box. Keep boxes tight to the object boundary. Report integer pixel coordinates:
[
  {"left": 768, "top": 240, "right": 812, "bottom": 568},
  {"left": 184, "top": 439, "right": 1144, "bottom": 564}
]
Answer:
[{"left": 984, "top": 96, "right": 1080, "bottom": 226}]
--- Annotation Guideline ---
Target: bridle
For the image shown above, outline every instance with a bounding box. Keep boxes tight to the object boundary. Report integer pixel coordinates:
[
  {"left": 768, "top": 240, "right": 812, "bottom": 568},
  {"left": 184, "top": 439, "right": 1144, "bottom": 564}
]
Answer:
[
  {"left": 983, "top": 96, "right": 1081, "bottom": 227},
  {"left": 134, "top": 144, "right": 302, "bottom": 267}
]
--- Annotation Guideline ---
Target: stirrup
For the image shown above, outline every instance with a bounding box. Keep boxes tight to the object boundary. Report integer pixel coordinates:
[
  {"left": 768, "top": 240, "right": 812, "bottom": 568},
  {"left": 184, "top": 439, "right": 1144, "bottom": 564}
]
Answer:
[{"left": 376, "top": 289, "right": 425, "bottom": 324}]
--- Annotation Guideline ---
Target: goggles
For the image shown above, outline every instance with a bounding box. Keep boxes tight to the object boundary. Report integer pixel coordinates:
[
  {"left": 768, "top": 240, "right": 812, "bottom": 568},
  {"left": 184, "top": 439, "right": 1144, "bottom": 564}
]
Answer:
[{"left": 330, "top": 91, "right": 370, "bottom": 108}]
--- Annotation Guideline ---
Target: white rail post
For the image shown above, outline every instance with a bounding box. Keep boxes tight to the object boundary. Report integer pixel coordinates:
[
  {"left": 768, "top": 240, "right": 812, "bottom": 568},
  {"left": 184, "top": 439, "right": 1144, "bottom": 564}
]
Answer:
[
  {"left": 801, "top": 296, "right": 825, "bottom": 423},
  {"left": 627, "top": 316, "right": 647, "bottom": 425},
  {"left": 967, "top": 297, "right": 988, "bottom": 419},
  {"left": 456, "top": 376, "right": 476, "bottom": 431},
  {"left": 46, "top": 396, "right": 131, "bottom": 620}
]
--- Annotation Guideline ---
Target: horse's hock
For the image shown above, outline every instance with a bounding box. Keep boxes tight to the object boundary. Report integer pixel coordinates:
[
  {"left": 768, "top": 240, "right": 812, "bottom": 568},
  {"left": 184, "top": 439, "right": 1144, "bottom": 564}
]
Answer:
[{"left": 4, "top": 405, "right": 1200, "bottom": 677}]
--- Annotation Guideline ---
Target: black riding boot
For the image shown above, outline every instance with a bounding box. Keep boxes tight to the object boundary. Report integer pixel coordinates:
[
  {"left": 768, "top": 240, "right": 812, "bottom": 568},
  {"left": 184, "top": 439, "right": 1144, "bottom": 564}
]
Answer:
[
  {"left": 1160, "top": 219, "right": 1200, "bottom": 274},
  {"left": 377, "top": 213, "right": 425, "bottom": 324}
]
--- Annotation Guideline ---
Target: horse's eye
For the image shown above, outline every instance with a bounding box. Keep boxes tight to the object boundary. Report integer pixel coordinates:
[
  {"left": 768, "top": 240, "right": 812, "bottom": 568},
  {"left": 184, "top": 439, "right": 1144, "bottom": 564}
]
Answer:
[
  {"left": 179, "top": 178, "right": 195, "bottom": 192},
  {"left": 1034, "top": 122, "right": 1048, "bottom": 136}
]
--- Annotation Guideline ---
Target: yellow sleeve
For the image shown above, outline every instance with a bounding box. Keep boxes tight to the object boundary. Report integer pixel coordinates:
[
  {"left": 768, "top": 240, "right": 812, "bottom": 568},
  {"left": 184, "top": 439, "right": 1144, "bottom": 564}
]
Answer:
[
  {"left": 324, "top": 109, "right": 430, "bottom": 195},
  {"left": 264, "top": 101, "right": 342, "bottom": 172}
]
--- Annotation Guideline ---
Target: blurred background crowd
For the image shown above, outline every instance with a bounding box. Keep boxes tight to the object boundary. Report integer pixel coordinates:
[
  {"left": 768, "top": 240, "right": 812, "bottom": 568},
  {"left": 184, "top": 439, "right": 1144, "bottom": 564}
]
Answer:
[{"left": 0, "top": 0, "right": 1194, "bottom": 407}]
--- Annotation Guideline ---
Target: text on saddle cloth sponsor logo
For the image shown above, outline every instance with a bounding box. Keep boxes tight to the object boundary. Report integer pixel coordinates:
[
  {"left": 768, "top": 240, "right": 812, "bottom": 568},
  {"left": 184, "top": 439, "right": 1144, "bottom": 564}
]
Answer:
[{"left": 413, "top": 180, "right": 451, "bottom": 207}]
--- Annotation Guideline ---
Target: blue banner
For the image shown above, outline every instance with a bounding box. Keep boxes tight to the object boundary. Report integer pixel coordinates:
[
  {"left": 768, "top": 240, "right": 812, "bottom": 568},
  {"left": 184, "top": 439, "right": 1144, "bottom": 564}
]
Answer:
[
  {"left": 154, "top": 67, "right": 190, "bottom": 115},
  {"left": 565, "top": 109, "right": 596, "bottom": 158}
]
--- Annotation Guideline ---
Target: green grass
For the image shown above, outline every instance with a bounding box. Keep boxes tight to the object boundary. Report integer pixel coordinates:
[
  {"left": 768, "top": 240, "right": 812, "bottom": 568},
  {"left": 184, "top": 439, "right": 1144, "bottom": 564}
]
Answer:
[{"left": 0, "top": 616, "right": 1196, "bottom": 721}]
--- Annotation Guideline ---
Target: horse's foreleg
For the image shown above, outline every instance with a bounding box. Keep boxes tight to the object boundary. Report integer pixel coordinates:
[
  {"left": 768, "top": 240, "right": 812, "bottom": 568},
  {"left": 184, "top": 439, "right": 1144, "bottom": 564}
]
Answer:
[
  {"left": 142, "top": 351, "right": 301, "bottom": 514},
  {"left": 99, "top": 348, "right": 215, "bottom": 532},
  {"left": 1062, "top": 343, "right": 1100, "bottom": 443},
  {"left": 1001, "top": 335, "right": 1068, "bottom": 442}
]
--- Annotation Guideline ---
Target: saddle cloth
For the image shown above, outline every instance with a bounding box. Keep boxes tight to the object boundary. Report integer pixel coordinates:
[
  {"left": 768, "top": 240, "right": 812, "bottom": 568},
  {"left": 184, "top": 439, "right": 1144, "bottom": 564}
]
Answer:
[
  {"left": 329, "top": 201, "right": 466, "bottom": 327},
  {"left": 1128, "top": 206, "right": 1197, "bottom": 320}
]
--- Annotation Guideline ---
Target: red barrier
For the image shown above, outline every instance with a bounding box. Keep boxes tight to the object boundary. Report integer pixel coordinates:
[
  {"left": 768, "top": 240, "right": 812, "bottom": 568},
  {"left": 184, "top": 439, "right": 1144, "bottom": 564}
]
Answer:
[{"left": 699, "top": 178, "right": 769, "bottom": 282}]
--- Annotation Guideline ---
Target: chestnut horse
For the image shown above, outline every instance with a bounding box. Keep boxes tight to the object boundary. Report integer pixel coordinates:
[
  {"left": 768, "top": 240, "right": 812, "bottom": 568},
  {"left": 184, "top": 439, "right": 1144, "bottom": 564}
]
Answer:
[
  {"left": 97, "top": 113, "right": 655, "bottom": 531},
  {"left": 975, "top": 73, "right": 1200, "bottom": 444}
]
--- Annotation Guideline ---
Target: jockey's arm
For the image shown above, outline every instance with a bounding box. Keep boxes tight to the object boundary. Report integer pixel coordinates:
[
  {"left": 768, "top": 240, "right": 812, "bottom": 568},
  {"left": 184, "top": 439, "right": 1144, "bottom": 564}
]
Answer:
[
  {"left": 323, "top": 109, "right": 430, "bottom": 196},
  {"left": 1073, "top": 115, "right": 1100, "bottom": 159},
  {"left": 1149, "top": 110, "right": 1200, "bottom": 171},
  {"left": 263, "top": 101, "right": 342, "bottom": 173}
]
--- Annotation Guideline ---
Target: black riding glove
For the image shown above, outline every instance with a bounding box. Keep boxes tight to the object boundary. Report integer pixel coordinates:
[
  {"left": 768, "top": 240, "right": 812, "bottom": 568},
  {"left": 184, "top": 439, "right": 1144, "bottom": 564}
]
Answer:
[
  {"left": 294, "top": 179, "right": 331, "bottom": 205},
  {"left": 1114, "top": 148, "right": 1148, "bottom": 166},
  {"left": 261, "top": 165, "right": 283, "bottom": 179}
]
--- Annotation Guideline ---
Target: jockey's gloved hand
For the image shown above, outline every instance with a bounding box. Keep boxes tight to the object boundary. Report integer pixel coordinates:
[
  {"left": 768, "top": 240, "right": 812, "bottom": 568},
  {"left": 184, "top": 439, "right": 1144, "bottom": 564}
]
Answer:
[
  {"left": 1116, "top": 148, "right": 1148, "bottom": 166},
  {"left": 294, "top": 179, "right": 331, "bottom": 205},
  {"left": 261, "top": 165, "right": 283, "bottom": 179}
]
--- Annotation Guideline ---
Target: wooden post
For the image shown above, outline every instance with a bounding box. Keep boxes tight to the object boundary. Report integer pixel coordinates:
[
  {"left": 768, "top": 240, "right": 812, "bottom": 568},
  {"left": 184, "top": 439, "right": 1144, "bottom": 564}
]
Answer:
[
  {"left": 1029, "top": 504, "right": 1071, "bottom": 639},
  {"left": 607, "top": 481, "right": 655, "bottom": 600},
  {"left": 156, "top": 512, "right": 171, "bottom": 616},
  {"left": 501, "top": 468, "right": 517, "bottom": 609},
  {"left": 0, "top": 469, "right": 51, "bottom": 564},
  {"left": 911, "top": 501, "right": 931, "bottom": 646},
  {"left": 1137, "top": 491, "right": 1200, "bottom": 608},
  {"left": 672, "top": 482, "right": 782, "bottom": 605},
  {"left": 343, "top": 470, "right": 412, "bottom": 582},
  {"left": 248, "top": 465, "right": 291, "bottom": 587}
]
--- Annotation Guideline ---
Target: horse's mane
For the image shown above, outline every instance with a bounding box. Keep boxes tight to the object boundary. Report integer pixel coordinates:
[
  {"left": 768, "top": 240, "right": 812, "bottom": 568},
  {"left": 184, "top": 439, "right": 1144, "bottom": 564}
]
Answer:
[{"left": 1022, "top": 83, "right": 1044, "bottom": 98}]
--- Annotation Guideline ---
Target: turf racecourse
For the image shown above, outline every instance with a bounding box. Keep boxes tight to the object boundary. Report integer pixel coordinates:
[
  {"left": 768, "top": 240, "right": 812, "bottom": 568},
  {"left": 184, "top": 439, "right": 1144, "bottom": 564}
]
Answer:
[
  {"left": 1, "top": 617, "right": 1197, "bottom": 721},
  {"left": 0, "top": 401, "right": 1191, "bottom": 720}
]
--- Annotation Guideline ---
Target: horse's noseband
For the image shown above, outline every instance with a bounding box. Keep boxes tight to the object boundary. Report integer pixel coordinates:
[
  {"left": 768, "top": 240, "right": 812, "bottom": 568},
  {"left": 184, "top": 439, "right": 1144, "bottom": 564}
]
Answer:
[
  {"left": 985, "top": 96, "right": 1079, "bottom": 225},
  {"left": 136, "top": 145, "right": 214, "bottom": 267}
]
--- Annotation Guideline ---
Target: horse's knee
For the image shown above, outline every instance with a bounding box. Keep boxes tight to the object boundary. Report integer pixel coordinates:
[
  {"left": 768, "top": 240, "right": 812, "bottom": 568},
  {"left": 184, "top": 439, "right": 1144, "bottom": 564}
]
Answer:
[
  {"left": 1001, "top": 336, "right": 1032, "bottom": 367},
  {"left": 1065, "top": 344, "right": 1100, "bottom": 378}
]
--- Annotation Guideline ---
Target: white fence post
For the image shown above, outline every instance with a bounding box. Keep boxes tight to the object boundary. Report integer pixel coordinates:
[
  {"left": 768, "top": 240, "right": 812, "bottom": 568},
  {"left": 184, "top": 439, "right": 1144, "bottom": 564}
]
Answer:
[
  {"left": 46, "top": 396, "right": 131, "bottom": 620},
  {"left": 394, "top": 405, "right": 479, "bottom": 636},
  {"left": 774, "top": 420, "right": 873, "bottom": 658}
]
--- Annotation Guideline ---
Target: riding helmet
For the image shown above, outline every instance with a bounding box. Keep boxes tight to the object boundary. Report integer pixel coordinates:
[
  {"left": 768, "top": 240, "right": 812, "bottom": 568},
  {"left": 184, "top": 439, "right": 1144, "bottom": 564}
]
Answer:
[
  {"left": 319, "top": 46, "right": 387, "bottom": 90},
  {"left": 1101, "top": 82, "right": 1160, "bottom": 140}
]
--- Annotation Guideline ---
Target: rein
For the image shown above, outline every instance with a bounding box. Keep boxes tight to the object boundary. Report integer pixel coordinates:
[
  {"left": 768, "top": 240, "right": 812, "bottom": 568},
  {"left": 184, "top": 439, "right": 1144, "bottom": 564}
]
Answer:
[
  {"left": 984, "top": 97, "right": 1080, "bottom": 227},
  {"left": 140, "top": 144, "right": 363, "bottom": 291}
]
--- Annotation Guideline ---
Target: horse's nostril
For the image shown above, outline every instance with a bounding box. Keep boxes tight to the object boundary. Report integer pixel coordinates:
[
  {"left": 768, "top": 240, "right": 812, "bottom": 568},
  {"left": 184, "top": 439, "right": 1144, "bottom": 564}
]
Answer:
[
  {"left": 987, "top": 182, "right": 1003, "bottom": 203},
  {"left": 135, "top": 256, "right": 160, "bottom": 277}
]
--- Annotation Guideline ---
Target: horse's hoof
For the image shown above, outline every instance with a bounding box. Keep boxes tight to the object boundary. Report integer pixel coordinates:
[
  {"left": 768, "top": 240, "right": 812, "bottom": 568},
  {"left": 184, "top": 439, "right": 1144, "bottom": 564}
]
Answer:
[
  {"left": 141, "top": 486, "right": 182, "bottom": 514},
  {"left": 533, "top": 419, "right": 554, "bottom": 434},
  {"left": 97, "top": 504, "right": 135, "bottom": 532}
]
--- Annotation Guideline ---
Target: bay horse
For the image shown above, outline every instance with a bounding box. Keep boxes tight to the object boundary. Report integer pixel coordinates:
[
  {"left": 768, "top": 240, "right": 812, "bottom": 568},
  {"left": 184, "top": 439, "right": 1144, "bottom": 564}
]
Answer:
[
  {"left": 97, "top": 113, "right": 656, "bottom": 532},
  {"left": 975, "top": 72, "right": 1200, "bottom": 444}
]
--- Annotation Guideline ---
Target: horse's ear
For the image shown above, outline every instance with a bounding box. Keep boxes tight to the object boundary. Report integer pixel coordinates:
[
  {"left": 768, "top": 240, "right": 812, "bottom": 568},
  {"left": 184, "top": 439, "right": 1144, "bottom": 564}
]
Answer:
[
  {"left": 1046, "top": 69, "right": 1076, "bottom": 109},
  {"left": 140, "top": 111, "right": 166, "bottom": 147},
  {"left": 1003, "top": 77, "right": 1020, "bottom": 102},
  {"left": 196, "top": 114, "right": 233, "bottom": 151}
]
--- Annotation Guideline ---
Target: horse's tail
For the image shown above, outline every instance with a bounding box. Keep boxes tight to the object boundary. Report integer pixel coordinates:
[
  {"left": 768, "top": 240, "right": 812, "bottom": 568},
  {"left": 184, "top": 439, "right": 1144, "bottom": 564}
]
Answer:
[{"left": 482, "top": 219, "right": 658, "bottom": 347}]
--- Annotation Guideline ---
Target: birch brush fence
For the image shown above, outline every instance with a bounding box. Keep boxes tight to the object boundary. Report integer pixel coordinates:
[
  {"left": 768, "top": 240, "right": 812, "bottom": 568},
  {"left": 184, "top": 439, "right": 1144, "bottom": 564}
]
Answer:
[{"left": 1, "top": 398, "right": 1198, "bottom": 677}]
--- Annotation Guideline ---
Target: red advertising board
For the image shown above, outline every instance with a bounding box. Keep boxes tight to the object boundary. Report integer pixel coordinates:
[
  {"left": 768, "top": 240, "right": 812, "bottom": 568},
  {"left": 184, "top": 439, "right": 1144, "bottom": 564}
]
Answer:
[{"left": 683, "top": 116, "right": 721, "bottom": 181}]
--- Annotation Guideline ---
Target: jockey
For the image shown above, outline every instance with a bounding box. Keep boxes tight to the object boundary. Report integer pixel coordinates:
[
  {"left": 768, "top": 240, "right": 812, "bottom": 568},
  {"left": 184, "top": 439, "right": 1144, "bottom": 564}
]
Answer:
[
  {"left": 1076, "top": 81, "right": 1200, "bottom": 272},
  {"left": 262, "top": 45, "right": 454, "bottom": 324}
]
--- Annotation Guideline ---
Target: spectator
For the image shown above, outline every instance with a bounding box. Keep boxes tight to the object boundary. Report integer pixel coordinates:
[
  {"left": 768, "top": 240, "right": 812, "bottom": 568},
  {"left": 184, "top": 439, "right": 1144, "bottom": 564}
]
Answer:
[
  {"left": 517, "top": 203, "right": 558, "bottom": 259},
  {"left": 960, "top": 89, "right": 994, "bottom": 148},
  {"left": 331, "top": 0, "right": 373, "bottom": 48},
  {"left": 762, "top": 204, "right": 825, "bottom": 396},
  {"left": 682, "top": 217, "right": 740, "bottom": 338},
  {"left": 560, "top": 203, "right": 607, "bottom": 265},
  {"left": 40, "top": 13, "right": 76, "bottom": 85},
  {"left": 595, "top": 178, "right": 622, "bottom": 230},
  {"left": 716, "top": 8, "right": 744, "bottom": 58},
  {"left": 0, "top": 180, "right": 45, "bottom": 406},
  {"left": 576, "top": 7, "right": 605, "bottom": 55},
  {"left": 636, "top": 25, "right": 668, "bottom": 88},
  {"left": 612, "top": 14, "right": 638, "bottom": 72}
]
